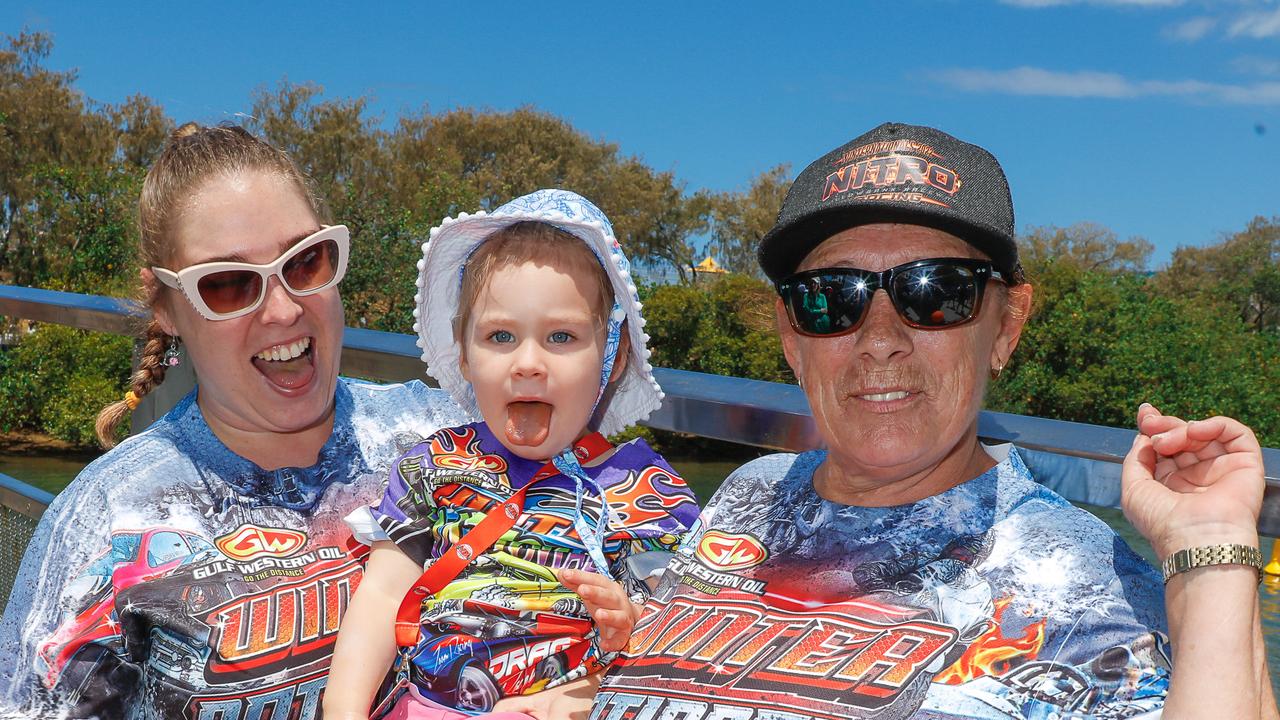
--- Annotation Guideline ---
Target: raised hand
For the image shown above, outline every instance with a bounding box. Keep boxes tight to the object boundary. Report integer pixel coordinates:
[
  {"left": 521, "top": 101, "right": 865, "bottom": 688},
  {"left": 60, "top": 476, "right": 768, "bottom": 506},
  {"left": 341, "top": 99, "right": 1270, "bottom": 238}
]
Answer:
[
  {"left": 1121, "top": 403, "right": 1264, "bottom": 561},
  {"left": 557, "top": 567, "right": 642, "bottom": 652}
]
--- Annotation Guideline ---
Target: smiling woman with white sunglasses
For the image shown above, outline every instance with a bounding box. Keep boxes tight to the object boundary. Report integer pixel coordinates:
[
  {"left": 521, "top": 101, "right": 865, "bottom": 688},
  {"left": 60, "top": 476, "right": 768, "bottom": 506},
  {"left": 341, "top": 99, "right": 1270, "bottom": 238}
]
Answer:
[{"left": 0, "top": 124, "right": 465, "bottom": 720}]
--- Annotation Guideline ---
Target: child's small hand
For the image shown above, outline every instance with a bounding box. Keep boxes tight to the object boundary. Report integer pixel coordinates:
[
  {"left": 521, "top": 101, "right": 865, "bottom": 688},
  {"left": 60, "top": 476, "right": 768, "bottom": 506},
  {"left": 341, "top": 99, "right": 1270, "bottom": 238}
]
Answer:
[
  {"left": 557, "top": 567, "right": 642, "bottom": 652},
  {"left": 491, "top": 674, "right": 599, "bottom": 720}
]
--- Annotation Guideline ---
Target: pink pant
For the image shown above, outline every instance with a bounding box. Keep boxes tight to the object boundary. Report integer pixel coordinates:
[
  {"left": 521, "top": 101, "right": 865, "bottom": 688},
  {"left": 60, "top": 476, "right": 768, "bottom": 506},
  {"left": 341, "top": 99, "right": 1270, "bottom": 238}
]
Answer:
[{"left": 384, "top": 695, "right": 535, "bottom": 720}]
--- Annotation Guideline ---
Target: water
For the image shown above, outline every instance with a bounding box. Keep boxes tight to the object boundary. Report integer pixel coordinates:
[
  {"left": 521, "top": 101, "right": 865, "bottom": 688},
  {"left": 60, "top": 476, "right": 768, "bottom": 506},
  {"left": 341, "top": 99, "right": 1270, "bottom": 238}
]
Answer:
[
  {"left": 5, "top": 453, "right": 1280, "bottom": 698},
  {"left": 0, "top": 453, "right": 94, "bottom": 496}
]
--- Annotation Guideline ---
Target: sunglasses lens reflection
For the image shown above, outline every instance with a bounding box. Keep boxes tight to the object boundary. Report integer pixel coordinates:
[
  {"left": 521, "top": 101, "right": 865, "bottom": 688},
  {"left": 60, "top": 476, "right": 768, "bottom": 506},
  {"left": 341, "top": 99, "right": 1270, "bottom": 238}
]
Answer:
[
  {"left": 783, "top": 261, "right": 986, "bottom": 336},
  {"left": 788, "top": 274, "right": 871, "bottom": 335},
  {"left": 893, "top": 264, "right": 978, "bottom": 328},
  {"left": 197, "top": 270, "right": 263, "bottom": 315},
  {"left": 282, "top": 238, "right": 339, "bottom": 292}
]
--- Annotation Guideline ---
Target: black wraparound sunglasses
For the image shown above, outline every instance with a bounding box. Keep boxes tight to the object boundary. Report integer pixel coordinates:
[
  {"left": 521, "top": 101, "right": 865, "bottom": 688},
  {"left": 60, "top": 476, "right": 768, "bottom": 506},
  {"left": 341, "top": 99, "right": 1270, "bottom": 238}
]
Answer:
[{"left": 777, "top": 257, "right": 1006, "bottom": 337}]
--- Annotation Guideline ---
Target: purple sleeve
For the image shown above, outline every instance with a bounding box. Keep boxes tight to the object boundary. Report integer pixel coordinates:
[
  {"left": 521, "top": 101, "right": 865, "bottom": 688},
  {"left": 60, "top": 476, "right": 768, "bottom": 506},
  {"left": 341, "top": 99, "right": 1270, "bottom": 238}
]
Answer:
[{"left": 366, "top": 443, "right": 439, "bottom": 567}]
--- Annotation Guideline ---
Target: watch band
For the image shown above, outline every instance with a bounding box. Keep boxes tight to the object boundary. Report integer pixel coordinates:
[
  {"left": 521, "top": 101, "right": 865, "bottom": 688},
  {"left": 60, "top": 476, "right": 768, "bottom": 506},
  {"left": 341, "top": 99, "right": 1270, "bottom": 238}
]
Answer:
[{"left": 1160, "top": 543, "right": 1263, "bottom": 584}]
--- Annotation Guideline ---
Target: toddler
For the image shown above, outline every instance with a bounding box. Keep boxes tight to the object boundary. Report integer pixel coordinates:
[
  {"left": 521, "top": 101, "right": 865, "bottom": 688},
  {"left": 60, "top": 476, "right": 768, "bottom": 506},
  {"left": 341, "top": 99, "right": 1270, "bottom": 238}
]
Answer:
[{"left": 325, "top": 190, "right": 699, "bottom": 719}]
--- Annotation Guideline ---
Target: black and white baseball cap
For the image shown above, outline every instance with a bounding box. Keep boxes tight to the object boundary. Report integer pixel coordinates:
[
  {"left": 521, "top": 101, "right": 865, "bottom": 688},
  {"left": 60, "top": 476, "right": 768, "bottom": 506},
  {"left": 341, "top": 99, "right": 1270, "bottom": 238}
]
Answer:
[{"left": 758, "top": 122, "right": 1019, "bottom": 283}]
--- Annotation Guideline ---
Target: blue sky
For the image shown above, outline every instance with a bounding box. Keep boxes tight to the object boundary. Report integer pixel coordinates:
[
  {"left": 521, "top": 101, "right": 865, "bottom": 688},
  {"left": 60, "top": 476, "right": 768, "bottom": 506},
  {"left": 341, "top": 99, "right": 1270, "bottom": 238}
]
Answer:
[{"left": 4, "top": 1, "right": 1279, "bottom": 267}]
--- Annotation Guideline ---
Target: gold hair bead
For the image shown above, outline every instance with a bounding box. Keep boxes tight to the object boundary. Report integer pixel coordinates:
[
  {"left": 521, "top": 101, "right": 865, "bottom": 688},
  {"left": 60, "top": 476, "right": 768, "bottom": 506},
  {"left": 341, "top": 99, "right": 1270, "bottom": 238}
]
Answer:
[{"left": 124, "top": 390, "right": 141, "bottom": 411}]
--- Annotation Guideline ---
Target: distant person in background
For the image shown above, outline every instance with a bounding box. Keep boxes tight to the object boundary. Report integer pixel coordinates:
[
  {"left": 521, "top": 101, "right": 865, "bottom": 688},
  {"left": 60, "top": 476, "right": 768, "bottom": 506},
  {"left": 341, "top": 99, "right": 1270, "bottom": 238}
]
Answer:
[
  {"left": 801, "top": 277, "right": 832, "bottom": 334},
  {"left": 0, "top": 123, "right": 464, "bottom": 719},
  {"left": 593, "top": 122, "right": 1277, "bottom": 719}
]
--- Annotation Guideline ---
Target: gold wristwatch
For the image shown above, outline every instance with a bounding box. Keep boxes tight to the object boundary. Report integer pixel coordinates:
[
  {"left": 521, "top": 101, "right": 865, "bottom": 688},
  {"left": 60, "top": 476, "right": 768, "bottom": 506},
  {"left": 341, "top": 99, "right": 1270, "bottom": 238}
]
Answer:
[{"left": 1160, "top": 543, "right": 1263, "bottom": 584}]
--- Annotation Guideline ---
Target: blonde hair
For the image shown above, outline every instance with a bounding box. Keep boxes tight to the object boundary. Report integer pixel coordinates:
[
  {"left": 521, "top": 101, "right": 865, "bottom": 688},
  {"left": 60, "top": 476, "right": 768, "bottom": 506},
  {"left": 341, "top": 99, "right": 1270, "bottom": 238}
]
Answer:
[
  {"left": 95, "top": 123, "right": 326, "bottom": 448},
  {"left": 453, "top": 221, "right": 614, "bottom": 345}
]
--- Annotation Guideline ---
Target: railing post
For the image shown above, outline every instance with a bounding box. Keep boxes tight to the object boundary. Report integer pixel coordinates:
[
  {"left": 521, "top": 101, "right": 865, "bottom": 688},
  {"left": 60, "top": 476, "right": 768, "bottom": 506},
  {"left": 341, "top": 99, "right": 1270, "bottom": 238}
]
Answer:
[{"left": 130, "top": 341, "right": 196, "bottom": 435}]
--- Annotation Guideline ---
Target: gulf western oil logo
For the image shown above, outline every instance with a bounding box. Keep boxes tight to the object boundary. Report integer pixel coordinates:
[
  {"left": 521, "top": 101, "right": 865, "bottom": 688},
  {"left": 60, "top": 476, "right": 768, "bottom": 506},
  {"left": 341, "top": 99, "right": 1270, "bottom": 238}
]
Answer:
[
  {"left": 216, "top": 525, "right": 307, "bottom": 561},
  {"left": 696, "top": 531, "right": 768, "bottom": 571},
  {"left": 822, "top": 151, "right": 960, "bottom": 202}
]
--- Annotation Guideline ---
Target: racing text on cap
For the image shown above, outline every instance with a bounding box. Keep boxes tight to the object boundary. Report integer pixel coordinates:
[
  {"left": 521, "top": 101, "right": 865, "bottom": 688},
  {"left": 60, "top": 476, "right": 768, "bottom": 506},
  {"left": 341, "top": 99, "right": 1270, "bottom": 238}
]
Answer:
[{"left": 822, "top": 140, "right": 962, "bottom": 205}]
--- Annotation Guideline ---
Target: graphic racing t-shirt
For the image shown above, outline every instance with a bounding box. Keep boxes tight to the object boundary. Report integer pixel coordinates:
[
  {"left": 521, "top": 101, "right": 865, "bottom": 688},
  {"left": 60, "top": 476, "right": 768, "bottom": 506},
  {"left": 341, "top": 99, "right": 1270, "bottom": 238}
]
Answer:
[
  {"left": 0, "top": 379, "right": 466, "bottom": 720},
  {"left": 363, "top": 422, "right": 700, "bottom": 713},
  {"left": 593, "top": 445, "right": 1170, "bottom": 720}
]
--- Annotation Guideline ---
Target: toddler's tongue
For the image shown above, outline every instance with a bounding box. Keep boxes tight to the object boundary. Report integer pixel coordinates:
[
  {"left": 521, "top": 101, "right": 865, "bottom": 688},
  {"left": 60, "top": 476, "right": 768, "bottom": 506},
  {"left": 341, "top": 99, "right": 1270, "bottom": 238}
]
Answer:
[{"left": 506, "top": 401, "right": 552, "bottom": 447}]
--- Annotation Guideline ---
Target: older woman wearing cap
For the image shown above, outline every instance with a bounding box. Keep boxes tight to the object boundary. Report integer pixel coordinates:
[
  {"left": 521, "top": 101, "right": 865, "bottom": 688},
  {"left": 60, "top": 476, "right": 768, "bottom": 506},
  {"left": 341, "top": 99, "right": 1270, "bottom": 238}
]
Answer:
[{"left": 593, "top": 123, "right": 1276, "bottom": 719}]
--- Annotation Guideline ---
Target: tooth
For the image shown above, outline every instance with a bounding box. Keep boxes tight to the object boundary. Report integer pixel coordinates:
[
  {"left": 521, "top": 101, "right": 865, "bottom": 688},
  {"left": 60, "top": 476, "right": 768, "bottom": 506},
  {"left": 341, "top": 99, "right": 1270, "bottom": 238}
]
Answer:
[{"left": 289, "top": 341, "right": 300, "bottom": 359}]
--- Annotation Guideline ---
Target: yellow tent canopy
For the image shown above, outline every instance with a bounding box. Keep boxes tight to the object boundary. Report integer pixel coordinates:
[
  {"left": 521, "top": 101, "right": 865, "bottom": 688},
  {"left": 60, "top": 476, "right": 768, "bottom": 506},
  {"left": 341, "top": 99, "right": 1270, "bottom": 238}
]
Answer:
[{"left": 693, "top": 256, "right": 727, "bottom": 274}]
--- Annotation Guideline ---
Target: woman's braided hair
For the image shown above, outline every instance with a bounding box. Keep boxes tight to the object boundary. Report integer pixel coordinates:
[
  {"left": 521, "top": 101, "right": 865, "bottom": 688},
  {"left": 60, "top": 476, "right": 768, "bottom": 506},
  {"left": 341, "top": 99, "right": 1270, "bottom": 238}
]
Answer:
[{"left": 94, "top": 123, "right": 326, "bottom": 448}]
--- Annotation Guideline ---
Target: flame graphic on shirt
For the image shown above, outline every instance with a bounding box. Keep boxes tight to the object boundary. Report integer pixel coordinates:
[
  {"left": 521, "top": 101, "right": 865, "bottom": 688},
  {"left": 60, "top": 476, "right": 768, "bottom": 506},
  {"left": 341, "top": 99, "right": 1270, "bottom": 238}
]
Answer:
[
  {"left": 935, "top": 596, "right": 1046, "bottom": 684},
  {"left": 429, "top": 426, "right": 508, "bottom": 473}
]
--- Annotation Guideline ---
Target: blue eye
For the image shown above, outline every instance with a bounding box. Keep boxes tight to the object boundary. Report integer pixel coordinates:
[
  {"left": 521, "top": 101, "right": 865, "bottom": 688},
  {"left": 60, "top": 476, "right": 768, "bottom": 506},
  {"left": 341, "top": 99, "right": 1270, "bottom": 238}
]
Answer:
[
  {"left": 549, "top": 331, "right": 574, "bottom": 344},
  {"left": 489, "top": 330, "right": 515, "bottom": 344}
]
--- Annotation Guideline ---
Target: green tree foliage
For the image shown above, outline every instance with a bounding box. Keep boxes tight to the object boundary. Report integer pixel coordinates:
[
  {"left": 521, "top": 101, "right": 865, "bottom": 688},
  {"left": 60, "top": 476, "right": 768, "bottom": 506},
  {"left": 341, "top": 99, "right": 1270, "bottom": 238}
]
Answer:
[
  {"left": 249, "top": 81, "right": 387, "bottom": 214},
  {"left": 1154, "top": 216, "right": 1280, "bottom": 333},
  {"left": 248, "top": 88, "right": 710, "bottom": 287},
  {"left": 704, "top": 165, "right": 790, "bottom": 278},
  {"left": 988, "top": 265, "right": 1280, "bottom": 445},
  {"left": 0, "top": 325, "right": 132, "bottom": 444},
  {"left": 1019, "top": 222, "right": 1153, "bottom": 275},
  {"left": 641, "top": 274, "right": 793, "bottom": 383},
  {"left": 22, "top": 164, "right": 141, "bottom": 295},
  {"left": 0, "top": 33, "right": 168, "bottom": 287}
]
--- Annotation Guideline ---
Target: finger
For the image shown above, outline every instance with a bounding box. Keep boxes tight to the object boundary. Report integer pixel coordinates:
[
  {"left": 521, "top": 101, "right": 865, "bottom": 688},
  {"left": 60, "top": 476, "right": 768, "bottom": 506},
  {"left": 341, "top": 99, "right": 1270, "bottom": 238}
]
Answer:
[
  {"left": 556, "top": 567, "right": 612, "bottom": 593},
  {"left": 1150, "top": 424, "right": 1214, "bottom": 458},
  {"left": 1121, "top": 433, "right": 1159, "bottom": 527},
  {"left": 1122, "top": 433, "right": 1157, "bottom": 496},
  {"left": 594, "top": 609, "right": 633, "bottom": 651},
  {"left": 1137, "top": 405, "right": 1187, "bottom": 437},
  {"left": 556, "top": 567, "right": 589, "bottom": 590},
  {"left": 1136, "top": 402, "right": 1163, "bottom": 427},
  {"left": 1185, "top": 416, "right": 1260, "bottom": 455},
  {"left": 576, "top": 583, "right": 623, "bottom": 612}
]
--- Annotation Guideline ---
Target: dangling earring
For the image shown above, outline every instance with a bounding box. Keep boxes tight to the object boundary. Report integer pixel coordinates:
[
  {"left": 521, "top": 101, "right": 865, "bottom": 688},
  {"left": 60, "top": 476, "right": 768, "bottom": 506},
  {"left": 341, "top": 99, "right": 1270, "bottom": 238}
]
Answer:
[
  {"left": 164, "top": 337, "right": 181, "bottom": 367},
  {"left": 990, "top": 364, "right": 1004, "bottom": 380},
  {"left": 797, "top": 376, "right": 805, "bottom": 390}
]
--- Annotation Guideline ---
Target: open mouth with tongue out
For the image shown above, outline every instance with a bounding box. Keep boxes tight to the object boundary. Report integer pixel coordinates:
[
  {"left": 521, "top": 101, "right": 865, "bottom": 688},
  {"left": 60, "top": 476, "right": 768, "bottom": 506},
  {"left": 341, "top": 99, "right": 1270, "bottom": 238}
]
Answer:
[
  {"left": 506, "top": 400, "right": 553, "bottom": 447},
  {"left": 250, "top": 336, "right": 316, "bottom": 392}
]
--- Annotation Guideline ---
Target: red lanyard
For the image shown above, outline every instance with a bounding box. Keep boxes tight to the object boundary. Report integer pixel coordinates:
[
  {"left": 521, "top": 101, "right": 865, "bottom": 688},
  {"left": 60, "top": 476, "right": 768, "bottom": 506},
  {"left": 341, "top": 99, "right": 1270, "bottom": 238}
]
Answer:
[{"left": 393, "top": 432, "right": 612, "bottom": 647}]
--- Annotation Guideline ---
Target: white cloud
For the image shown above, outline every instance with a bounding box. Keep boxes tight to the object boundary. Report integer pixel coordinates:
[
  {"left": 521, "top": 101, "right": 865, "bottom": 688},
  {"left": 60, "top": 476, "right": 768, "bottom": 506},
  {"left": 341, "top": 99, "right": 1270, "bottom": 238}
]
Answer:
[
  {"left": 935, "top": 65, "right": 1280, "bottom": 104},
  {"left": 937, "top": 67, "right": 1134, "bottom": 97},
  {"left": 1232, "top": 55, "right": 1280, "bottom": 77},
  {"left": 1000, "top": 0, "right": 1183, "bottom": 6},
  {"left": 1164, "top": 16, "right": 1217, "bottom": 41},
  {"left": 1228, "top": 7, "right": 1280, "bottom": 38}
]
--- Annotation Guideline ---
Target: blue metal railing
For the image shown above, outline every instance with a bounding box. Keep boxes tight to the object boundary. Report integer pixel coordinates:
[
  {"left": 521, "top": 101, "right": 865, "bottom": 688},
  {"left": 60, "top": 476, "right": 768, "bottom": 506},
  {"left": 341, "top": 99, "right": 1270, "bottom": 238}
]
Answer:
[
  {"left": 0, "top": 473, "right": 52, "bottom": 605},
  {"left": 3, "top": 283, "right": 1280, "bottom": 539}
]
